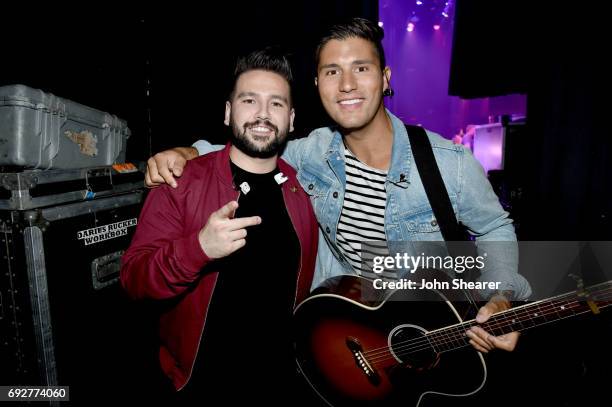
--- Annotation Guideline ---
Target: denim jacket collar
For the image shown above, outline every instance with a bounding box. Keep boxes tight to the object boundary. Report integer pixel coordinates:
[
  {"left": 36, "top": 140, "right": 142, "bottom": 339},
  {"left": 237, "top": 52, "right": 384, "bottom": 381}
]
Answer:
[{"left": 323, "top": 109, "right": 412, "bottom": 188}]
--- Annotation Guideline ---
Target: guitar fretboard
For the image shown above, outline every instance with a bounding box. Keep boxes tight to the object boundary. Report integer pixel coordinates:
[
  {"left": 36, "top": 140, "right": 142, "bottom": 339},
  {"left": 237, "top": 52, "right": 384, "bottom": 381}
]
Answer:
[{"left": 426, "top": 281, "right": 612, "bottom": 353}]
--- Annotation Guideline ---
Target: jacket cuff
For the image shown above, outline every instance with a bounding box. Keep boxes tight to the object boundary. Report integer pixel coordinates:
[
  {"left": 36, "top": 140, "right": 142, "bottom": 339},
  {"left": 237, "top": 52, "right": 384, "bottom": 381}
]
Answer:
[{"left": 478, "top": 282, "right": 515, "bottom": 302}]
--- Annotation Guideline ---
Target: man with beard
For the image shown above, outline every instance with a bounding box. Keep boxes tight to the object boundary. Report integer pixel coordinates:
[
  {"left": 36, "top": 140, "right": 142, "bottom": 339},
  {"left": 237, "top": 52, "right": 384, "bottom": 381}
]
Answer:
[{"left": 120, "top": 48, "right": 318, "bottom": 404}]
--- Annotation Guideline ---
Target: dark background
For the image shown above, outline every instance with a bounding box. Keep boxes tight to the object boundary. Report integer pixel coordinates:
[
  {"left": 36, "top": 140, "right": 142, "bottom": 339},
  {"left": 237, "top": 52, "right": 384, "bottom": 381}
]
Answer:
[{"left": 449, "top": 0, "right": 610, "bottom": 241}]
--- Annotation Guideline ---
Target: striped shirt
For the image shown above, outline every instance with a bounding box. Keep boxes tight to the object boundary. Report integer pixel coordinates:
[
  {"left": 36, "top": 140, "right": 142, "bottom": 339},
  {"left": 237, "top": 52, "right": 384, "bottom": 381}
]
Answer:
[{"left": 337, "top": 148, "right": 393, "bottom": 279}]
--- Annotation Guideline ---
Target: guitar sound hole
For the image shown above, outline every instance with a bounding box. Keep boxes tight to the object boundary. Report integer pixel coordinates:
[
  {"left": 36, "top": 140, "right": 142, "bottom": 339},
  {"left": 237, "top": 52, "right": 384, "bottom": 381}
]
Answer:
[{"left": 388, "top": 325, "right": 438, "bottom": 370}]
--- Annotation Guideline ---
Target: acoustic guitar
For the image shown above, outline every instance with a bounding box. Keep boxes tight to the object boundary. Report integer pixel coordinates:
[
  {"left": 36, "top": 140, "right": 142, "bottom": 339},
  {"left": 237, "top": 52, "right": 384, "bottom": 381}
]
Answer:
[{"left": 294, "top": 271, "right": 611, "bottom": 406}]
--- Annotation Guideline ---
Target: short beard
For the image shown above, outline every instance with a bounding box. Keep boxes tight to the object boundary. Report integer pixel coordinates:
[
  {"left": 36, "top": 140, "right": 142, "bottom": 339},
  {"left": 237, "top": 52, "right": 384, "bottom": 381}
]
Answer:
[{"left": 230, "top": 118, "right": 288, "bottom": 159}]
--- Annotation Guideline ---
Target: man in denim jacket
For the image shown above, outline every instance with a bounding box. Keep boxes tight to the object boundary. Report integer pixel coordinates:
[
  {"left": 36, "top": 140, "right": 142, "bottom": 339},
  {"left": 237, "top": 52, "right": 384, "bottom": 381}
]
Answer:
[{"left": 146, "top": 18, "right": 531, "bottom": 354}]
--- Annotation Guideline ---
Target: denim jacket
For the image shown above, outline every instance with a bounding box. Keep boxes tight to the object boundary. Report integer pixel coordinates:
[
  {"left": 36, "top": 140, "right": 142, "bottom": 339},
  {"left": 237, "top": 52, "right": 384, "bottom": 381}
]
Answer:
[{"left": 194, "top": 110, "right": 531, "bottom": 300}]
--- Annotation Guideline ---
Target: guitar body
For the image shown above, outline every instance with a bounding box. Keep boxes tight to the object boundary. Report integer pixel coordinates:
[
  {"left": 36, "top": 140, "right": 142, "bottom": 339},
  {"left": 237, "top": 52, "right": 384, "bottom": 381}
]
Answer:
[{"left": 294, "top": 274, "right": 487, "bottom": 407}]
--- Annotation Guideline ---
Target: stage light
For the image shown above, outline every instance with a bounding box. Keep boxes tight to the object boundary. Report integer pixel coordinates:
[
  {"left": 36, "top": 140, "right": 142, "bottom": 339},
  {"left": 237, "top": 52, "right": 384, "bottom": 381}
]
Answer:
[
  {"left": 378, "top": 21, "right": 384, "bottom": 27},
  {"left": 407, "top": 22, "right": 415, "bottom": 32},
  {"left": 433, "top": 24, "right": 441, "bottom": 30}
]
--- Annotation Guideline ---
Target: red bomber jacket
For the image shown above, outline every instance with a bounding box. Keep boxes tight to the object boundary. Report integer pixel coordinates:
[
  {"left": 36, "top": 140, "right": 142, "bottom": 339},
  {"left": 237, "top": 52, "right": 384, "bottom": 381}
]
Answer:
[{"left": 120, "top": 144, "right": 318, "bottom": 390}]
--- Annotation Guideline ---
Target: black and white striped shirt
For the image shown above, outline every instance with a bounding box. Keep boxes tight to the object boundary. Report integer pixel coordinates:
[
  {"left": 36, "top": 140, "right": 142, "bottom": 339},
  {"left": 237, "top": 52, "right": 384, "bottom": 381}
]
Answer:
[{"left": 337, "top": 148, "right": 392, "bottom": 278}]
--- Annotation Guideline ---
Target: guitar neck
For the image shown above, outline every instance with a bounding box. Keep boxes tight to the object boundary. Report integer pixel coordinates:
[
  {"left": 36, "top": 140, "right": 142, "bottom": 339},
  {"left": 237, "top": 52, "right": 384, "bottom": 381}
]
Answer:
[{"left": 427, "top": 281, "right": 612, "bottom": 353}]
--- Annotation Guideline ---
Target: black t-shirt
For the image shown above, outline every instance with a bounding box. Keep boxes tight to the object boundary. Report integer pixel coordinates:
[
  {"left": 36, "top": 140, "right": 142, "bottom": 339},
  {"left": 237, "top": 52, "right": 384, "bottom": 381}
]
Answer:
[{"left": 177, "top": 161, "right": 302, "bottom": 403}]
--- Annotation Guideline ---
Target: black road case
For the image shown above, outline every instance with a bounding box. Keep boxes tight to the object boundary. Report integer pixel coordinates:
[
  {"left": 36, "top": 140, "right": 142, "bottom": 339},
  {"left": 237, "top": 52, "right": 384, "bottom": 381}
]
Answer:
[{"left": 0, "top": 166, "right": 159, "bottom": 403}]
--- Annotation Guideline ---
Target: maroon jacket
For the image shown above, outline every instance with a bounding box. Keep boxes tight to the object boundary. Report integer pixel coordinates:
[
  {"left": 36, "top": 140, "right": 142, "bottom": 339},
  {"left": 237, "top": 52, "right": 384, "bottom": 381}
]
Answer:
[{"left": 120, "top": 144, "right": 318, "bottom": 390}]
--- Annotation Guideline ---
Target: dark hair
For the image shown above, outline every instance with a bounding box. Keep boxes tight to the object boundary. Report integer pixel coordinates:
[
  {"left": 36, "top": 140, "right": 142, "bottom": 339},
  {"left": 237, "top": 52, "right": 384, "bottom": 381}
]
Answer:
[
  {"left": 315, "top": 17, "right": 386, "bottom": 71},
  {"left": 230, "top": 46, "right": 293, "bottom": 102}
]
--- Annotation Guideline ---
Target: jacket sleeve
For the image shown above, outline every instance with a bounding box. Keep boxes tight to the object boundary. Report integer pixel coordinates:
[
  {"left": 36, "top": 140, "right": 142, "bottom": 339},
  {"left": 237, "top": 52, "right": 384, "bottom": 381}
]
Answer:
[
  {"left": 192, "top": 139, "right": 224, "bottom": 155},
  {"left": 120, "top": 184, "right": 210, "bottom": 300},
  {"left": 280, "top": 135, "right": 317, "bottom": 171}
]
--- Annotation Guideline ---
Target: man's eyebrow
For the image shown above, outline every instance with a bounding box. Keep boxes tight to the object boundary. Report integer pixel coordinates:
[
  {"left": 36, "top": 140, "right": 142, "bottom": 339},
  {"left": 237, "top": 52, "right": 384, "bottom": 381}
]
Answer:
[
  {"left": 236, "top": 91, "right": 257, "bottom": 99},
  {"left": 236, "top": 91, "right": 288, "bottom": 104},
  {"left": 318, "top": 60, "right": 376, "bottom": 71},
  {"left": 352, "top": 59, "right": 376, "bottom": 66},
  {"left": 270, "top": 94, "right": 289, "bottom": 104},
  {"left": 318, "top": 63, "right": 341, "bottom": 71}
]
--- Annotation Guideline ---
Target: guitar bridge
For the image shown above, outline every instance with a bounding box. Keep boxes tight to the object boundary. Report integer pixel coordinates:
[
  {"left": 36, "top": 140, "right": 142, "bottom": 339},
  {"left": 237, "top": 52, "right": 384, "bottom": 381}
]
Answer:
[{"left": 346, "top": 337, "right": 381, "bottom": 385}]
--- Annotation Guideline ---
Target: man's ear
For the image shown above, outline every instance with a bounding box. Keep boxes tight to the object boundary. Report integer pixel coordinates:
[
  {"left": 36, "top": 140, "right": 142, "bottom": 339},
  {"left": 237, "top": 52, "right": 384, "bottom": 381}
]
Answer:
[
  {"left": 224, "top": 101, "right": 231, "bottom": 126},
  {"left": 383, "top": 66, "right": 392, "bottom": 91},
  {"left": 289, "top": 108, "right": 295, "bottom": 133}
]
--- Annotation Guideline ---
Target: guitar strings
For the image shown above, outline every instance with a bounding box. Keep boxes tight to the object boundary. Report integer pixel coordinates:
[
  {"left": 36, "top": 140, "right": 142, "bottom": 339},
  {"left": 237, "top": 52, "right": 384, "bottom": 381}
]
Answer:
[
  {"left": 365, "top": 298, "right": 590, "bottom": 364},
  {"left": 364, "top": 293, "right": 612, "bottom": 366},
  {"left": 366, "top": 295, "right": 612, "bottom": 366},
  {"left": 359, "top": 287, "right": 612, "bottom": 359},
  {"left": 364, "top": 290, "right": 612, "bottom": 364},
  {"left": 368, "top": 299, "right": 612, "bottom": 366},
  {"left": 357, "top": 289, "right": 612, "bottom": 366}
]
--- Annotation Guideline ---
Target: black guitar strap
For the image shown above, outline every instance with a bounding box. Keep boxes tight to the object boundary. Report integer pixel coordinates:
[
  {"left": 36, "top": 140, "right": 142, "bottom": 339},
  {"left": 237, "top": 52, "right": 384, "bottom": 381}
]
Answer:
[
  {"left": 406, "top": 124, "right": 481, "bottom": 308},
  {"left": 405, "top": 124, "right": 467, "bottom": 241}
]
